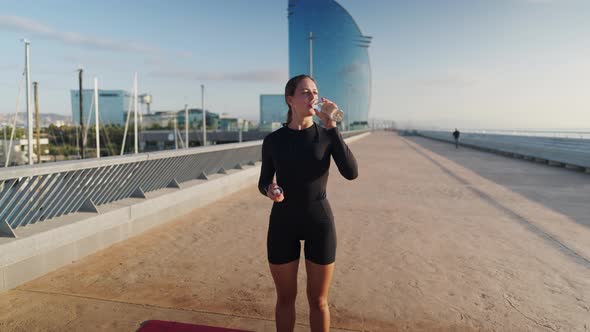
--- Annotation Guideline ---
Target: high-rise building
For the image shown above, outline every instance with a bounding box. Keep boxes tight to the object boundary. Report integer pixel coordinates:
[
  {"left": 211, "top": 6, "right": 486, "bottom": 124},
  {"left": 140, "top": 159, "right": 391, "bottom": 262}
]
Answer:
[
  {"left": 260, "top": 94, "right": 287, "bottom": 125},
  {"left": 288, "top": 0, "right": 371, "bottom": 129},
  {"left": 70, "top": 90, "right": 131, "bottom": 126}
]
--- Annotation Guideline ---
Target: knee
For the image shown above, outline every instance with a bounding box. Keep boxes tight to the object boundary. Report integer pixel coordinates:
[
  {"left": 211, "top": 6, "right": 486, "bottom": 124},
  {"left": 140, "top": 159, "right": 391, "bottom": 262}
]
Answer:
[{"left": 307, "top": 295, "right": 329, "bottom": 312}]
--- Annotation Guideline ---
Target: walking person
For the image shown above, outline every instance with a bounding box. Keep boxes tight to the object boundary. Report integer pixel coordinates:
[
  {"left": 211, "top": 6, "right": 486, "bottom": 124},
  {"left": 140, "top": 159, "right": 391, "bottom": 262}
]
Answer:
[
  {"left": 453, "top": 128, "right": 461, "bottom": 149},
  {"left": 258, "top": 74, "right": 358, "bottom": 332}
]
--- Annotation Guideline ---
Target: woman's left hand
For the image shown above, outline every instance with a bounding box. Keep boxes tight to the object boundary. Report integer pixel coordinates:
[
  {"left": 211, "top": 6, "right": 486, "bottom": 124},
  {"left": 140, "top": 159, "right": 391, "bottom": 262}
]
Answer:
[{"left": 314, "top": 97, "right": 338, "bottom": 129}]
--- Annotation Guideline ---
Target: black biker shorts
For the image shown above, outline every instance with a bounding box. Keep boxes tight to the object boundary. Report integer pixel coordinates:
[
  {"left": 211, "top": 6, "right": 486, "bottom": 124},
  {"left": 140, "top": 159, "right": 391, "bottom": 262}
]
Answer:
[{"left": 267, "top": 199, "right": 336, "bottom": 265}]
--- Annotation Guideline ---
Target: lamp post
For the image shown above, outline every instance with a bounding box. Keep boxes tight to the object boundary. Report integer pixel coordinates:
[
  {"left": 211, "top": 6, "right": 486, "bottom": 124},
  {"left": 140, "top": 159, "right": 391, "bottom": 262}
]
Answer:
[
  {"left": 309, "top": 31, "right": 313, "bottom": 77},
  {"left": 346, "top": 84, "right": 352, "bottom": 132},
  {"left": 34, "top": 82, "right": 40, "bottom": 163},
  {"left": 184, "top": 104, "right": 188, "bottom": 148},
  {"left": 22, "top": 39, "right": 33, "bottom": 164},
  {"left": 134, "top": 73, "right": 138, "bottom": 154},
  {"left": 201, "top": 84, "right": 206, "bottom": 146},
  {"left": 77, "top": 68, "right": 85, "bottom": 159},
  {"left": 94, "top": 77, "right": 100, "bottom": 158}
]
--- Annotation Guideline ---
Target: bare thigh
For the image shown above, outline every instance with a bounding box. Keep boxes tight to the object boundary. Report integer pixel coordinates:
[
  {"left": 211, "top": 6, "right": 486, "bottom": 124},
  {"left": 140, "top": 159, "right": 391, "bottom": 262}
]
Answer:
[
  {"left": 305, "top": 260, "right": 335, "bottom": 302},
  {"left": 269, "top": 260, "right": 300, "bottom": 301}
]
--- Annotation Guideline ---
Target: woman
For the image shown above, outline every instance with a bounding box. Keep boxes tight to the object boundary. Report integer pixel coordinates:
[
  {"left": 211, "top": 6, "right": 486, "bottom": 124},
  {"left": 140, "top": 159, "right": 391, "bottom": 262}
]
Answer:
[{"left": 258, "top": 74, "right": 358, "bottom": 331}]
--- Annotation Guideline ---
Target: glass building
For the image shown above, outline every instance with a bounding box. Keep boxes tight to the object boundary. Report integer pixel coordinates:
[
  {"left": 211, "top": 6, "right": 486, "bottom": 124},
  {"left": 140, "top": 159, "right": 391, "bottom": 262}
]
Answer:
[
  {"left": 288, "top": 0, "right": 371, "bottom": 129},
  {"left": 71, "top": 90, "right": 131, "bottom": 126},
  {"left": 260, "top": 94, "right": 287, "bottom": 125},
  {"left": 176, "top": 109, "right": 219, "bottom": 129}
]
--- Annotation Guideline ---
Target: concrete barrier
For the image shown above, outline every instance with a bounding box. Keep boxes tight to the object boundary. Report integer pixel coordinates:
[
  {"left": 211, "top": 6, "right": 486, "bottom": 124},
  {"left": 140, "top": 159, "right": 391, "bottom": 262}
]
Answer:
[
  {"left": 416, "top": 131, "right": 590, "bottom": 172},
  {"left": 0, "top": 164, "right": 261, "bottom": 292}
]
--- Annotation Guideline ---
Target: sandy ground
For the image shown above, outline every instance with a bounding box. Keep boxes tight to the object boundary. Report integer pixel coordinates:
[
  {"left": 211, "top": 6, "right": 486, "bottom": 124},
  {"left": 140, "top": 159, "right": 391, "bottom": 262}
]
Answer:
[{"left": 0, "top": 131, "right": 589, "bottom": 331}]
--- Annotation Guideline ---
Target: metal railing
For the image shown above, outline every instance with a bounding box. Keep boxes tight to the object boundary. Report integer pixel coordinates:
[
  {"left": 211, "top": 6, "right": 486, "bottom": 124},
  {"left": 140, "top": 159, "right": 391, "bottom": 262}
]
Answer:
[
  {"left": 416, "top": 130, "right": 590, "bottom": 170},
  {"left": 0, "top": 129, "right": 369, "bottom": 237},
  {"left": 0, "top": 141, "right": 261, "bottom": 237}
]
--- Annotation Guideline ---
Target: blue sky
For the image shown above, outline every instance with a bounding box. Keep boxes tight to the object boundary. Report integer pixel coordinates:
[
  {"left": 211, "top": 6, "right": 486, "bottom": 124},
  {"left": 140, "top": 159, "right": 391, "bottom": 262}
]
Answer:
[{"left": 1, "top": 0, "right": 589, "bottom": 130}]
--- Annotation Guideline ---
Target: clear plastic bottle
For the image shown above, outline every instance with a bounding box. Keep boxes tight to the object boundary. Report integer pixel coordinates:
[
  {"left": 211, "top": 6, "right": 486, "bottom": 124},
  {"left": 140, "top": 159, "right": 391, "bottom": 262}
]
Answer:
[{"left": 314, "top": 99, "right": 344, "bottom": 122}]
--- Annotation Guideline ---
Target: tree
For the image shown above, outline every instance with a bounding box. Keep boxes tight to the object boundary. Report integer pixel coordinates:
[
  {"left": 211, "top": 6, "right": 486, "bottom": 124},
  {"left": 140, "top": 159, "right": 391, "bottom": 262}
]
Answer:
[{"left": 48, "top": 146, "right": 59, "bottom": 162}]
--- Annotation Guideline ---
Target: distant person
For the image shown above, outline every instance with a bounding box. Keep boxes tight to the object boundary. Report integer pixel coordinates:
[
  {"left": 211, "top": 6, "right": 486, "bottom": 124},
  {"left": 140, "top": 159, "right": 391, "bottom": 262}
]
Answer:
[
  {"left": 452, "top": 128, "right": 460, "bottom": 149},
  {"left": 258, "top": 74, "right": 358, "bottom": 332}
]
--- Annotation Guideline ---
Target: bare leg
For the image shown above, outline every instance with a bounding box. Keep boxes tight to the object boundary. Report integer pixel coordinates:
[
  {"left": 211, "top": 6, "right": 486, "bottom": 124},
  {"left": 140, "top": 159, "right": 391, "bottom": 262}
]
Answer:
[
  {"left": 269, "top": 260, "right": 300, "bottom": 332},
  {"left": 305, "top": 260, "right": 335, "bottom": 332}
]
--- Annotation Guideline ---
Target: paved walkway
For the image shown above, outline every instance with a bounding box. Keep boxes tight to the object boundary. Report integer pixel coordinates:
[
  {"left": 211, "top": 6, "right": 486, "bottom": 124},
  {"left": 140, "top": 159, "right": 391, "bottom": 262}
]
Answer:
[{"left": 1, "top": 132, "right": 589, "bottom": 331}]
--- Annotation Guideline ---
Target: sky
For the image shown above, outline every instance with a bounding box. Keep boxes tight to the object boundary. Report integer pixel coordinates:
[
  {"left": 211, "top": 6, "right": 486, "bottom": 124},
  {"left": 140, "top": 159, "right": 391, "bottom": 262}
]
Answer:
[{"left": 1, "top": 0, "right": 589, "bottom": 130}]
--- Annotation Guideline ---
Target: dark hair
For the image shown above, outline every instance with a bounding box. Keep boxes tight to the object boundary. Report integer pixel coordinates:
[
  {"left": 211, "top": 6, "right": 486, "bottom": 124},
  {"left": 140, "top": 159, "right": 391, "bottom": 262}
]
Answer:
[{"left": 284, "top": 74, "right": 316, "bottom": 126}]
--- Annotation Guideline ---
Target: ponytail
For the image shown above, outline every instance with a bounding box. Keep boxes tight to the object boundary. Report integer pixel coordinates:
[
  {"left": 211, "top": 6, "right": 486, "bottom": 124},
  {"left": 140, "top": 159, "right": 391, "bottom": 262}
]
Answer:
[{"left": 284, "top": 108, "right": 293, "bottom": 126}]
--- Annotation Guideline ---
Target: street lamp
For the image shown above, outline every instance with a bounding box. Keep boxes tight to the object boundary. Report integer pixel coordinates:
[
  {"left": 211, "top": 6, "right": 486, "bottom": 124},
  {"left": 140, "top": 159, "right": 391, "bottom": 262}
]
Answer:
[
  {"left": 201, "top": 84, "right": 206, "bottom": 146},
  {"left": 21, "top": 38, "right": 33, "bottom": 164}
]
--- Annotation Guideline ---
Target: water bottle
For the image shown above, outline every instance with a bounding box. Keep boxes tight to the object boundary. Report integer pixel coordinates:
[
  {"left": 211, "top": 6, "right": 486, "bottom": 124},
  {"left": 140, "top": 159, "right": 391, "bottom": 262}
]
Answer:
[{"left": 313, "top": 98, "right": 344, "bottom": 122}]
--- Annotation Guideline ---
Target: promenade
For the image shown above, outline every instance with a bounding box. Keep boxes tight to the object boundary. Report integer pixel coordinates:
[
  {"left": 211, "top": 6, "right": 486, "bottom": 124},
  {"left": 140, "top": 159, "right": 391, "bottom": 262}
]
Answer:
[{"left": 0, "top": 131, "right": 589, "bottom": 331}]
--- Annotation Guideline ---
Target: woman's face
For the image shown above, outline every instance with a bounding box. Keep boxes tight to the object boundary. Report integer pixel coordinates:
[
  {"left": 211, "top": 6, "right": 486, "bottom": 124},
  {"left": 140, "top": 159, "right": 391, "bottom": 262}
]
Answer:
[{"left": 287, "top": 78, "right": 318, "bottom": 118}]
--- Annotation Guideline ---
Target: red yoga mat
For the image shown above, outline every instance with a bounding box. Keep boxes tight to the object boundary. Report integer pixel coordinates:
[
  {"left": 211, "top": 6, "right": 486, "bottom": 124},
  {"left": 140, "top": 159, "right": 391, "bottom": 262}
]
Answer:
[{"left": 137, "top": 320, "right": 252, "bottom": 332}]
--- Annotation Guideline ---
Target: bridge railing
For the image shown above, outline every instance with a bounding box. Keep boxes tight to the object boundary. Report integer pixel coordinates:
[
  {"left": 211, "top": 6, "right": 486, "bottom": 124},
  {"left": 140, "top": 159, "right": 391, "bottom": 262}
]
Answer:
[{"left": 0, "top": 129, "right": 369, "bottom": 236}]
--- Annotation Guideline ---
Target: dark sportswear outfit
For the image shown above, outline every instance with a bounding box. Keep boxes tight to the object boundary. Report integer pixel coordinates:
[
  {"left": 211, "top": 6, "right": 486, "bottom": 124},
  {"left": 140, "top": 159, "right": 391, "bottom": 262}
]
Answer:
[
  {"left": 258, "top": 123, "right": 358, "bottom": 265},
  {"left": 453, "top": 130, "right": 460, "bottom": 148}
]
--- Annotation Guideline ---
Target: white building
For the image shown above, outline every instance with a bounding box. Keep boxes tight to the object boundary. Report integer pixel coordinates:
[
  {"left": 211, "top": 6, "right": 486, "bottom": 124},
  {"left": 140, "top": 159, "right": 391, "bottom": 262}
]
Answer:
[{"left": 1, "top": 138, "right": 51, "bottom": 166}]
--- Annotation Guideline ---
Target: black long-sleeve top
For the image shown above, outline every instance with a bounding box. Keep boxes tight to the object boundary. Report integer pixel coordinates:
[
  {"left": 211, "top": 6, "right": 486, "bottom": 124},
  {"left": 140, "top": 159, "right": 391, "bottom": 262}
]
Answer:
[{"left": 258, "top": 123, "right": 358, "bottom": 202}]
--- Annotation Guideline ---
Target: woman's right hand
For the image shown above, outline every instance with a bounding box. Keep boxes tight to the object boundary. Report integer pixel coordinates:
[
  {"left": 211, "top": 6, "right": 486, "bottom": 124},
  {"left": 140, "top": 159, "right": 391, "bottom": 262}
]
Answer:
[
  {"left": 315, "top": 97, "right": 338, "bottom": 129},
  {"left": 266, "top": 184, "right": 284, "bottom": 202}
]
